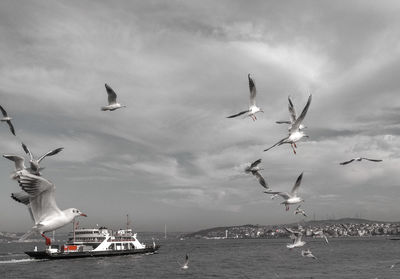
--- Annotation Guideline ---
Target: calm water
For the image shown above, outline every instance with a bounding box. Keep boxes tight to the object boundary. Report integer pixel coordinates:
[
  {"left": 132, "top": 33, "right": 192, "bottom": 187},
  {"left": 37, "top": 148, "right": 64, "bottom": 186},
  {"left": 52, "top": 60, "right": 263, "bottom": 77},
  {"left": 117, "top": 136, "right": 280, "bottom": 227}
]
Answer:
[{"left": 1, "top": 236, "right": 399, "bottom": 278}]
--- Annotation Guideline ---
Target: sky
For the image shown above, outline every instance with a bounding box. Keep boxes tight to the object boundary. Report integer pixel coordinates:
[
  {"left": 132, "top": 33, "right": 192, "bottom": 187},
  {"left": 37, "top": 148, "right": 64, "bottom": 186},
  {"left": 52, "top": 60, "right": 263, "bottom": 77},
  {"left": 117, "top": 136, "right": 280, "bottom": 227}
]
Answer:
[{"left": 1, "top": 0, "right": 400, "bottom": 233}]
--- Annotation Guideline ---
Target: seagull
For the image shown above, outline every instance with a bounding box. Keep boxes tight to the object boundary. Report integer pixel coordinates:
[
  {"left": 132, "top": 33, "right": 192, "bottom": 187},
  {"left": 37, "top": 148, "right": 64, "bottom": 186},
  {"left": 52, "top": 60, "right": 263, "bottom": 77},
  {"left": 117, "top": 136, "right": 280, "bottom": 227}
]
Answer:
[
  {"left": 101, "top": 83, "right": 127, "bottom": 111},
  {"left": 244, "top": 159, "right": 269, "bottom": 190},
  {"left": 0, "top": 104, "right": 16, "bottom": 136},
  {"left": 227, "top": 74, "right": 264, "bottom": 121},
  {"left": 264, "top": 172, "right": 304, "bottom": 211},
  {"left": 294, "top": 205, "right": 307, "bottom": 217},
  {"left": 264, "top": 95, "right": 312, "bottom": 154},
  {"left": 2, "top": 154, "right": 30, "bottom": 179},
  {"left": 285, "top": 228, "right": 306, "bottom": 249},
  {"left": 275, "top": 96, "right": 306, "bottom": 131},
  {"left": 21, "top": 143, "right": 64, "bottom": 175},
  {"left": 339, "top": 157, "right": 383, "bottom": 165},
  {"left": 311, "top": 230, "right": 329, "bottom": 244},
  {"left": 178, "top": 254, "right": 189, "bottom": 269},
  {"left": 15, "top": 172, "right": 87, "bottom": 245},
  {"left": 301, "top": 249, "right": 317, "bottom": 259}
]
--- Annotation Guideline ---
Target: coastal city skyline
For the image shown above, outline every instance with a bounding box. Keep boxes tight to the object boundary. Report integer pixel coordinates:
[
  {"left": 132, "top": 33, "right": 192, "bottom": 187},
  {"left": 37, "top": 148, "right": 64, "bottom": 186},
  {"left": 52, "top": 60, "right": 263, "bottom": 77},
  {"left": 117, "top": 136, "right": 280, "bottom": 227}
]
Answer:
[{"left": 1, "top": 0, "right": 400, "bottom": 234}]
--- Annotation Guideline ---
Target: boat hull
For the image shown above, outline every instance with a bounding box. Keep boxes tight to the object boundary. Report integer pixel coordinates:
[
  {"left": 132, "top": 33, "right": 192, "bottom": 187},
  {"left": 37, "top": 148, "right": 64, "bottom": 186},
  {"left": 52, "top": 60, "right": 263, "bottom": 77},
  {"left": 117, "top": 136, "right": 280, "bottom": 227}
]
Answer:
[{"left": 25, "top": 245, "right": 160, "bottom": 260}]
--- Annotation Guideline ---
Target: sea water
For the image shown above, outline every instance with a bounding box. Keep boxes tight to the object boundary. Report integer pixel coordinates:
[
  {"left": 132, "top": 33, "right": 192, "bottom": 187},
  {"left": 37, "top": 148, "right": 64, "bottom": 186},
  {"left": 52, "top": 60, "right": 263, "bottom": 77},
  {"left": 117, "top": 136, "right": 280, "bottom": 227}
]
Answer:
[{"left": 1, "top": 236, "right": 399, "bottom": 278}]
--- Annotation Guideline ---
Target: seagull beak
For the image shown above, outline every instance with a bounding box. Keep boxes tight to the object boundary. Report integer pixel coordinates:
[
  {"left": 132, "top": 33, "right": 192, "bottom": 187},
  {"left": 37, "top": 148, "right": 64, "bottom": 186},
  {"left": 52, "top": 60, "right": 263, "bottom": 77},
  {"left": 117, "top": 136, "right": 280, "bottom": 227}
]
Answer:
[{"left": 80, "top": 213, "right": 87, "bottom": 217}]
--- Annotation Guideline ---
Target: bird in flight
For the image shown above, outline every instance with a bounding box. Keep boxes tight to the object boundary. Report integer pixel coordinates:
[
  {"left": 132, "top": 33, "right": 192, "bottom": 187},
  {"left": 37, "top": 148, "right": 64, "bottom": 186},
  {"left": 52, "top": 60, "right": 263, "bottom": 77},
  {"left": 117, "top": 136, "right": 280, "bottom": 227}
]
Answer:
[
  {"left": 178, "top": 253, "right": 189, "bottom": 269},
  {"left": 264, "top": 95, "right": 312, "bottom": 154},
  {"left": 244, "top": 159, "right": 269, "bottom": 190},
  {"left": 0, "top": 104, "right": 16, "bottom": 136},
  {"left": 294, "top": 205, "right": 307, "bottom": 217},
  {"left": 227, "top": 74, "right": 263, "bottom": 121},
  {"left": 101, "top": 83, "right": 127, "bottom": 111},
  {"left": 301, "top": 249, "right": 317, "bottom": 259},
  {"left": 275, "top": 96, "right": 306, "bottom": 131},
  {"left": 264, "top": 172, "right": 305, "bottom": 211},
  {"left": 14, "top": 172, "right": 87, "bottom": 245},
  {"left": 21, "top": 142, "right": 64, "bottom": 175},
  {"left": 285, "top": 228, "right": 306, "bottom": 249},
  {"left": 339, "top": 157, "right": 383, "bottom": 165}
]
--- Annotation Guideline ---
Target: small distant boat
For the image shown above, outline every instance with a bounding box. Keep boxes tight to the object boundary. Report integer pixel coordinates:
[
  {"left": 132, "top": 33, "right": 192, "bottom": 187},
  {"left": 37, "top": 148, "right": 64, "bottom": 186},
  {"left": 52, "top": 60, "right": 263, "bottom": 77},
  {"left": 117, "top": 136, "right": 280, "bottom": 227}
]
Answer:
[
  {"left": 25, "top": 227, "right": 159, "bottom": 260},
  {"left": 389, "top": 238, "right": 400, "bottom": 241}
]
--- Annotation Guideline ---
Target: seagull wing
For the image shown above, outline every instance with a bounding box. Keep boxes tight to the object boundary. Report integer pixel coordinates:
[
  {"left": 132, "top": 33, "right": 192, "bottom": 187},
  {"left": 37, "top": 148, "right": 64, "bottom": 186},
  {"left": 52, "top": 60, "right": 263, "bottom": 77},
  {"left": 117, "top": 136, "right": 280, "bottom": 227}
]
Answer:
[
  {"left": 11, "top": 191, "right": 35, "bottom": 222},
  {"left": 227, "top": 110, "right": 249, "bottom": 118},
  {"left": 17, "top": 173, "right": 62, "bottom": 222},
  {"left": 252, "top": 171, "right": 268, "bottom": 189},
  {"left": 6, "top": 120, "right": 16, "bottom": 136},
  {"left": 288, "top": 96, "right": 297, "bottom": 123},
  {"left": 37, "top": 147, "right": 64, "bottom": 163},
  {"left": 339, "top": 159, "right": 355, "bottom": 165},
  {"left": 290, "top": 172, "right": 303, "bottom": 196},
  {"left": 105, "top": 83, "right": 118, "bottom": 105},
  {"left": 21, "top": 142, "right": 34, "bottom": 161},
  {"left": 3, "top": 154, "right": 25, "bottom": 171},
  {"left": 290, "top": 94, "right": 312, "bottom": 133},
  {"left": 0, "top": 104, "right": 8, "bottom": 117},
  {"left": 362, "top": 158, "right": 383, "bottom": 162},
  {"left": 249, "top": 159, "right": 262, "bottom": 169},
  {"left": 264, "top": 191, "right": 290, "bottom": 200},
  {"left": 248, "top": 74, "right": 257, "bottom": 106},
  {"left": 263, "top": 136, "right": 290, "bottom": 152}
]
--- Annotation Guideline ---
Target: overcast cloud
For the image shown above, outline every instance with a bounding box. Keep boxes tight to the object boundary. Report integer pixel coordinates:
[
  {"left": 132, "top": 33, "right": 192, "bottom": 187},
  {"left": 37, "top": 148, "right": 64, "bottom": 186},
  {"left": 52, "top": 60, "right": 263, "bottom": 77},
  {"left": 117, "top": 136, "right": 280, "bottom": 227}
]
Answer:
[{"left": 1, "top": 0, "right": 400, "bottom": 233}]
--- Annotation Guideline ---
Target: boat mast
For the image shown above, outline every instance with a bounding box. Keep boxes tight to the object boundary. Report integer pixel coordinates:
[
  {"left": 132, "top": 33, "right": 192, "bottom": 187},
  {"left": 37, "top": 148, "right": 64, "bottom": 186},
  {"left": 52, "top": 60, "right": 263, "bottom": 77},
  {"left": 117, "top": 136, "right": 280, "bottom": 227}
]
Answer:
[
  {"left": 164, "top": 224, "right": 167, "bottom": 240},
  {"left": 126, "top": 214, "right": 130, "bottom": 230}
]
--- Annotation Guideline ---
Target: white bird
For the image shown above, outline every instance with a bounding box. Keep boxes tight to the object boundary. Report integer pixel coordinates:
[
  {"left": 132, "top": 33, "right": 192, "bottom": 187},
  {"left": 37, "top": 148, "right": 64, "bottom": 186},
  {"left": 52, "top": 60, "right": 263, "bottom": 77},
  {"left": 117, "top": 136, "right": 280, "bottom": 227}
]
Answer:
[
  {"left": 294, "top": 205, "right": 307, "bottom": 217},
  {"left": 301, "top": 249, "right": 317, "bottom": 259},
  {"left": 2, "top": 154, "right": 31, "bottom": 179},
  {"left": 227, "top": 74, "right": 264, "bottom": 121},
  {"left": 101, "top": 83, "right": 127, "bottom": 111},
  {"left": 264, "top": 95, "right": 312, "bottom": 154},
  {"left": 339, "top": 157, "right": 383, "bottom": 165},
  {"left": 275, "top": 96, "right": 306, "bottom": 131},
  {"left": 244, "top": 159, "right": 269, "bottom": 190},
  {"left": 285, "top": 228, "right": 306, "bottom": 249},
  {"left": 264, "top": 172, "right": 305, "bottom": 211},
  {"left": 311, "top": 230, "right": 329, "bottom": 244},
  {"left": 21, "top": 143, "right": 63, "bottom": 175},
  {"left": 0, "top": 104, "right": 16, "bottom": 136},
  {"left": 15, "top": 172, "right": 86, "bottom": 245},
  {"left": 178, "top": 254, "right": 189, "bottom": 269}
]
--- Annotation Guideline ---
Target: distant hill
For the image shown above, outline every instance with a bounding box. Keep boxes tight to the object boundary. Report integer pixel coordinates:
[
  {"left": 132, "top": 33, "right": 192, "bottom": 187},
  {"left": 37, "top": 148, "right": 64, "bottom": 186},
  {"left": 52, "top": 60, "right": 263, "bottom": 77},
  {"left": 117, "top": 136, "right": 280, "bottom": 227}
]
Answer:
[{"left": 181, "top": 218, "right": 399, "bottom": 239}]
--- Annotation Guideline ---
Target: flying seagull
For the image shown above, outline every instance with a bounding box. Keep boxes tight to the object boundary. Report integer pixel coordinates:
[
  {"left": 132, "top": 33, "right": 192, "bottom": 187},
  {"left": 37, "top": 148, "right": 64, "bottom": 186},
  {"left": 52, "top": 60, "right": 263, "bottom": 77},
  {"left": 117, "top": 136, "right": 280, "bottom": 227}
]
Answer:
[
  {"left": 264, "top": 172, "right": 305, "bottom": 211},
  {"left": 275, "top": 96, "right": 306, "bottom": 131},
  {"left": 2, "top": 154, "right": 30, "bottom": 179},
  {"left": 178, "top": 253, "right": 189, "bottom": 269},
  {"left": 301, "top": 249, "right": 317, "bottom": 259},
  {"left": 339, "top": 157, "right": 383, "bottom": 165},
  {"left": 244, "top": 159, "right": 269, "bottom": 190},
  {"left": 15, "top": 172, "right": 86, "bottom": 245},
  {"left": 101, "top": 83, "right": 127, "bottom": 111},
  {"left": 311, "top": 229, "right": 329, "bottom": 244},
  {"left": 294, "top": 205, "right": 307, "bottom": 217},
  {"left": 21, "top": 143, "right": 64, "bottom": 175},
  {"left": 285, "top": 228, "right": 306, "bottom": 249},
  {"left": 227, "top": 74, "right": 264, "bottom": 121},
  {"left": 0, "top": 104, "right": 16, "bottom": 136},
  {"left": 264, "top": 95, "right": 312, "bottom": 154}
]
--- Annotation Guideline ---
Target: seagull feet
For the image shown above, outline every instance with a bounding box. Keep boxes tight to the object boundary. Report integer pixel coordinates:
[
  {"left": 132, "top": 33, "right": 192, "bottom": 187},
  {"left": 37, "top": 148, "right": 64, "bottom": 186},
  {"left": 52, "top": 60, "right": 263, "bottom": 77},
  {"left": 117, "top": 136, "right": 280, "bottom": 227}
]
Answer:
[
  {"left": 291, "top": 144, "right": 297, "bottom": 154},
  {"left": 294, "top": 143, "right": 297, "bottom": 148},
  {"left": 285, "top": 205, "right": 289, "bottom": 211},
  {"left": 41, "top": 233, "right": 51, "bottom": 246}
]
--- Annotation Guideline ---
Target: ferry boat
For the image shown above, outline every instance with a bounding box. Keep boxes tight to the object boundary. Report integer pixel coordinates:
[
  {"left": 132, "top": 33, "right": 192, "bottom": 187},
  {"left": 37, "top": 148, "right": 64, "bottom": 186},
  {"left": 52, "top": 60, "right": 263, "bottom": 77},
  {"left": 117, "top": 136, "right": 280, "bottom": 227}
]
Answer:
[{"left": 25, "top": 227, "right": 160, "bottom": 259}]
